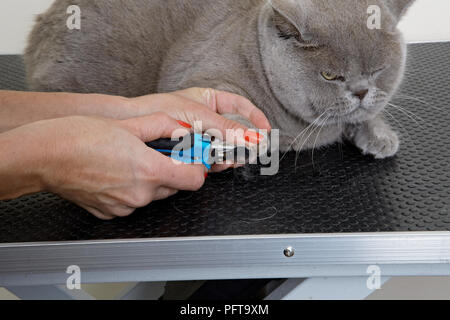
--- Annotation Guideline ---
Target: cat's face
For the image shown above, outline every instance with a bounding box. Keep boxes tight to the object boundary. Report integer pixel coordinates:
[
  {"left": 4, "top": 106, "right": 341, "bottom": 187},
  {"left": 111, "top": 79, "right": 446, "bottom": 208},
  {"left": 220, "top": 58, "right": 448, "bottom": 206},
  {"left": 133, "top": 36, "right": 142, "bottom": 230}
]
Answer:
[{"left": 261, "top": 0, "right": 415, "bottom": 125}]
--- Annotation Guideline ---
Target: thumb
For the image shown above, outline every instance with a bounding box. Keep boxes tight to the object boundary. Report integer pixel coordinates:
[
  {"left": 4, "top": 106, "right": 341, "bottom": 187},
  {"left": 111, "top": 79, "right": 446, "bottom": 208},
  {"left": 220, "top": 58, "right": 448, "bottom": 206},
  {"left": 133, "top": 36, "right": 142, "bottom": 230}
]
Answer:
[{"left": 118, "top": 112, "right": 188, "bottom": 142}]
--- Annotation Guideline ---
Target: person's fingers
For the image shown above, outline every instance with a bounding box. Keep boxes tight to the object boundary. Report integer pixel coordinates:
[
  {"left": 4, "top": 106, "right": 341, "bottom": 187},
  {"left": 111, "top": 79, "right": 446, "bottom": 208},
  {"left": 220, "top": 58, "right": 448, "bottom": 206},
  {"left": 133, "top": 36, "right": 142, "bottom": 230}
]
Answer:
[
  {"left": 79, "top": 204, "right": 116, "bottom": 220},
  {"left": 174, "top": 88, "right": 272, "bottom": 131},
  {"left": 153, "top": 187, "right": 178, "bottom": 201},
  {"left": 119, "top": 110, "right": 208, "bottom": 191},
  {"left": 108, "top": 204, "right": 136, "bottom": 217},
  {"left": 142, "top": 93, "right": 254, "bottom": 145},
  {"left": 149, "top": 153, "right": 207, "bottom": 191},
  {"left": 210, "top": 163, "right": 234, "bottom": 173},
  {"left": 211, "top": 162, "right": 245, "bottom": 173},
  {"left": 118, "top": 112, "right": 189, "bottom": 142}
]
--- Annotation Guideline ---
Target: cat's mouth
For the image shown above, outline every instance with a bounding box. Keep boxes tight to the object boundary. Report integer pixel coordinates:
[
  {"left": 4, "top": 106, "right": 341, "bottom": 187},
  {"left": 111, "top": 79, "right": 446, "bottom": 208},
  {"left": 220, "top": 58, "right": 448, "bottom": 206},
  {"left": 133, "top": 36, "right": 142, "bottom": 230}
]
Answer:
[
  {"left": 324, "top": 96, "right": 388, "bottom": 124},
  {"left": 307, "top": 97, "right": 385, "bottom": 126},
  {"left": 319, "top": 103, "right": 380, "bottom": 125}
]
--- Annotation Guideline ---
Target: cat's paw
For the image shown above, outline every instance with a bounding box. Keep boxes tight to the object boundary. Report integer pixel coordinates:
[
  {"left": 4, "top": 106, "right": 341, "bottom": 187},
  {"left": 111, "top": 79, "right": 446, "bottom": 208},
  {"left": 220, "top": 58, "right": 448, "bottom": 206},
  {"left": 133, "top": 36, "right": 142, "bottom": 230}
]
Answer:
[{"left": 354, "top": 124, "right": 400, "bottom": 159}]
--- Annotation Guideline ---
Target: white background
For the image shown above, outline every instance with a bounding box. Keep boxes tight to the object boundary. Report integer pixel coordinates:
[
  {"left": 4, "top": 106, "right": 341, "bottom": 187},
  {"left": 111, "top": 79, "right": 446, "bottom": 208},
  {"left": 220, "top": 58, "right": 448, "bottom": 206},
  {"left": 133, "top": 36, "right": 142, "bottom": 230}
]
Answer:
[{"left": 0, "top": 0, "right": 450, "bottom": 54}]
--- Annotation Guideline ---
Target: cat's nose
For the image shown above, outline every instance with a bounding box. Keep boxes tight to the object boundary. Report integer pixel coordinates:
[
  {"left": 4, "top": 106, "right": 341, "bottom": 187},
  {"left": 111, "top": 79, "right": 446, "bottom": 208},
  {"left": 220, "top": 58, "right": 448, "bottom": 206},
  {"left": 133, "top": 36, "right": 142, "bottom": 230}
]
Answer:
[{"left": 353, "top": 89, "right": 368, "bottom": 101}]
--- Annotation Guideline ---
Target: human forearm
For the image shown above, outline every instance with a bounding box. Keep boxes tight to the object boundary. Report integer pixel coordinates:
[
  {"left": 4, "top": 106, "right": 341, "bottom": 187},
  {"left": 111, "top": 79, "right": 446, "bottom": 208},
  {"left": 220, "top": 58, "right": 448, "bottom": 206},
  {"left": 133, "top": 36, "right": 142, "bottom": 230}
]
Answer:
[
  {"left": 0, "top": 115, "right": 207, "bottom": 219},
  {"left": 0, "top": 91, "right": 133, "bottom": 132},
  {"left": 0, "top": 88, "right": 272, "bottom": 136},
  {"left": 0, "top": 126, "right": 46, "bottom": 200}
]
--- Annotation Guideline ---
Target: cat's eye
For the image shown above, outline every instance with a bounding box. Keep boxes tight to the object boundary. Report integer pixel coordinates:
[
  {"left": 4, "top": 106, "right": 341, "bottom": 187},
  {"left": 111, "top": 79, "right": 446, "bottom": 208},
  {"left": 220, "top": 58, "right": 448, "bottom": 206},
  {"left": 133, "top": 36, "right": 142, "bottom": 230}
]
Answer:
[{"left": 321, "top": 71, "right": 341, "bottom": 81}]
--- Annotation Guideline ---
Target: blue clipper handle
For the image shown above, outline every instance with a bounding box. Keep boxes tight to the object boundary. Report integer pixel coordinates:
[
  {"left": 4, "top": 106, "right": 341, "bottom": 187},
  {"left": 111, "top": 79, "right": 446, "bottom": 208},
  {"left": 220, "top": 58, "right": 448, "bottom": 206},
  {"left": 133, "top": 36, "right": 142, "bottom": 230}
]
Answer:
[{"left": 146, "top": 133, "right": 212, "bottom": 170}]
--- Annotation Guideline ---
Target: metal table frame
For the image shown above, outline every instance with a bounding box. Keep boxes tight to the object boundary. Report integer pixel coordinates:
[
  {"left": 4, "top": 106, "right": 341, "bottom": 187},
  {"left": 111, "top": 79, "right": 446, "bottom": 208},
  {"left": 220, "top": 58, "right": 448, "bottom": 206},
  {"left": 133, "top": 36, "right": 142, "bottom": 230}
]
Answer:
[{"left": 2, "top": 231, "right": 450, "bottom": 299}]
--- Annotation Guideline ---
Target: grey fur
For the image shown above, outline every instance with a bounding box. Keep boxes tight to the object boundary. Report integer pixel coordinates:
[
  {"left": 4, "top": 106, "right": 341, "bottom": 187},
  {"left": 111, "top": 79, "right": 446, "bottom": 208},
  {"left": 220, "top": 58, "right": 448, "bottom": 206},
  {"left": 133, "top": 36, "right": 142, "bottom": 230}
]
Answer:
[{"left": 25, "top": 0, "right": 415, "bottom": 157}]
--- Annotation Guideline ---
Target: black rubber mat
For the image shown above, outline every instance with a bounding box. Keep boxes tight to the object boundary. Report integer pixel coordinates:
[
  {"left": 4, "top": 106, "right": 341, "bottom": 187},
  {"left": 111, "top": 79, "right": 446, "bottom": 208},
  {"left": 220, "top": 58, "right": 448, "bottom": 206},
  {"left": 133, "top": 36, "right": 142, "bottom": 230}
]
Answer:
[
  {"left": 0, "top": 43, "right": 449, "bottom": 243},
  {"left": 0, "top": 55, "right": 27, "bottom": 91}
]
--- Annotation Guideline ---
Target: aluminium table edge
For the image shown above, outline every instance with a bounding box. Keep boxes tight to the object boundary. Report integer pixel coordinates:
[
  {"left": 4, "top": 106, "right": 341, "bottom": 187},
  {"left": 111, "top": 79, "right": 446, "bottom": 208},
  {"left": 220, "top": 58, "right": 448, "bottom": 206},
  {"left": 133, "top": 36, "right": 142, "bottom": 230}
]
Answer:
[{"left": 1, "top": 231, "right": 450, "bottom": 286}]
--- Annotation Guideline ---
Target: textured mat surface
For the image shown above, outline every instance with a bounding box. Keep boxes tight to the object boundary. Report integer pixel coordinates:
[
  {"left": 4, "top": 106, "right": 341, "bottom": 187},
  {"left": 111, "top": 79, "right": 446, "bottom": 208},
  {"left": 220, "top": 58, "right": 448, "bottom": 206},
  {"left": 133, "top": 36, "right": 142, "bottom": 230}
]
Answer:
[
  {"left": 0, "top": 43, "right": 449, "bottom": 243},
  {"left": 0, "top": 55, "right": 27, "bottom": 91}
]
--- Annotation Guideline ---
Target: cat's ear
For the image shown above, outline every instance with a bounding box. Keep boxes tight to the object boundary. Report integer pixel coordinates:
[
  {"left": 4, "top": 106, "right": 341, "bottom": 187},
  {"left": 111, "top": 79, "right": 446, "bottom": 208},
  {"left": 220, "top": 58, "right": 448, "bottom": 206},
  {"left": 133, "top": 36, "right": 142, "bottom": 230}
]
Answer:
[
  {"left": 270, "top": 0, "right": 314, "bottom": 46},
  {"left": 383, "top": 0, "right": 416, "bottom": 21},
  {"left": 272, "top": 7, "right": 301, "bottom": 40}
]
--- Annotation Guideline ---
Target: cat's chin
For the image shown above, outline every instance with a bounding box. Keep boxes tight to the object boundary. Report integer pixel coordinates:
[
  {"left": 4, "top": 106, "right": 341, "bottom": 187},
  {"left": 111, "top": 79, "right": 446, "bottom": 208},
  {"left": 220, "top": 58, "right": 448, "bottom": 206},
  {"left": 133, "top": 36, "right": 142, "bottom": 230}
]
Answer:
[
  {"left": 299, "top": 102, "right": 381, "bottom": 127},
  {"left": 343, "top": 112, "right": 381, "bottom": 125}
]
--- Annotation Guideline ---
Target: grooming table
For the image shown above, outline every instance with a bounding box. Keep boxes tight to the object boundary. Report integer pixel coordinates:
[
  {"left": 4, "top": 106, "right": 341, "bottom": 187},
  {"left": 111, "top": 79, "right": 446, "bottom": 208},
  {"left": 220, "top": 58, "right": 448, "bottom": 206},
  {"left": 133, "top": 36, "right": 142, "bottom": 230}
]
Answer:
[{"left": 0, "top": 43, "right": 449, "bottom": 300}]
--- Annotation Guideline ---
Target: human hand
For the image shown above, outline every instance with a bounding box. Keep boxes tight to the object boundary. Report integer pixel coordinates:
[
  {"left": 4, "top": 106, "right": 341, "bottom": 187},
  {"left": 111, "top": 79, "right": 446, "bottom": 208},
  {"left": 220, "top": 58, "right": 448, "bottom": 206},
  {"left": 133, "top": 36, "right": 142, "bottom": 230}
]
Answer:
[
  {"left": 132, "top": 88, "right": 271, "bottom": 131},
  {"left": 130, "top": 88, "right": 272, "bottom": 171},
  {"left": 24, "top": 114, "right": 206, "bottom": 220}
]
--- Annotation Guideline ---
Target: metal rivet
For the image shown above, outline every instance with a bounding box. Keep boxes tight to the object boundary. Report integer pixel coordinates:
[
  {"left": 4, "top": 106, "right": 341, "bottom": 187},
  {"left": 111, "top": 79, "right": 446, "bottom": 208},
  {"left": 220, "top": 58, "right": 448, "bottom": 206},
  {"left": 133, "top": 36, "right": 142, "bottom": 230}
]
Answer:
[{"left": 284, "top": 246, "right": 295, "bottom": 258}]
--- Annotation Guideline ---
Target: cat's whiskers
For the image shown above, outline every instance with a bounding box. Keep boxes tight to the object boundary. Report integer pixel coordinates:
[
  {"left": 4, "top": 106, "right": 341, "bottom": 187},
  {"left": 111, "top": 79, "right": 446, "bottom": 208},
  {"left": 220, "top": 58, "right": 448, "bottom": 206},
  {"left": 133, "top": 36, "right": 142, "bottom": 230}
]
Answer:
[
  {"left": 337, "top": 114, "right": 344, "bottom": 159},
  {"left": 279, "top": 111, "right": 329, "bottom": 163},
  {"left": 387, "top": 102, "right": 425, "bottom": 127},
  {"left": 293, "top": 116, "right": 327, "bottom": 170},
  {"left": 292, "top": 112, "right": 329, "bottom": 170},
  {"left": 394, "top": 94, "right": 443, "bottom": 112},
  {"left": 383, "top": 109, "right": 412, "bottom": 142},
  {"left": 295, "top": 112, "right": 331, "bottom": 168},
  {"left": 311, "top": 113, "right": 332, "bottom": 167}
]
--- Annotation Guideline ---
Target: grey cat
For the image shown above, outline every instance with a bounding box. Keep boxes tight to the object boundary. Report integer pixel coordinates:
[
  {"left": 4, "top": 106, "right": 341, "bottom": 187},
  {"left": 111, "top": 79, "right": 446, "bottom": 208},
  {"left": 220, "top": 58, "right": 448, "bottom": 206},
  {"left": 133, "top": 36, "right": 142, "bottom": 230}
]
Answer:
[{"left": 25, "top": 0, "right": 415, "bottom": 158}]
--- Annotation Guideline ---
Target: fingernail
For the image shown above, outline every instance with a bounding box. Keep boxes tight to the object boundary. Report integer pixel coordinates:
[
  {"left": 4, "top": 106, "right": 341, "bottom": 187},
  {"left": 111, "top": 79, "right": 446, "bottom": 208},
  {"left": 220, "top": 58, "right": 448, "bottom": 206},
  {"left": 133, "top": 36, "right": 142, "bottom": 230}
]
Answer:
[
  {"left": 177, "top": 120, "right": 192, "bottom": 129},
  {"left": 244, "top": 131, "right": 263, "bottom": 145}
]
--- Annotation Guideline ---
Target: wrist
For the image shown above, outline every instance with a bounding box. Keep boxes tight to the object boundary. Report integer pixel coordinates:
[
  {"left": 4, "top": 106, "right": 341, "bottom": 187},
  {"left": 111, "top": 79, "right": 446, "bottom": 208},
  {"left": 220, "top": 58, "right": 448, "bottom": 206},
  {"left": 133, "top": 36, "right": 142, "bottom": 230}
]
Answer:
[
  {"left": 123, "top": 96, "right": 143, "bottom": 118},
  {"left": 127, "top": 93, "right": 166, "bottom": 118},
  {"left": 106, "top": 95, "right": 138, "bottom": 119},
  {"left": 80, "top": 93, "right": 135, "bottom": 120}
]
